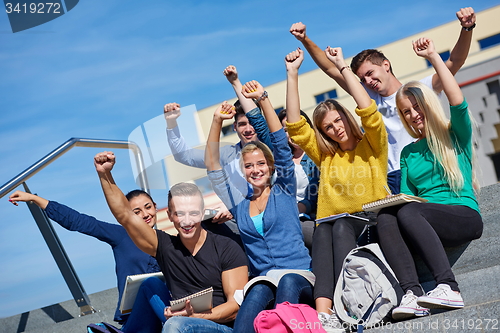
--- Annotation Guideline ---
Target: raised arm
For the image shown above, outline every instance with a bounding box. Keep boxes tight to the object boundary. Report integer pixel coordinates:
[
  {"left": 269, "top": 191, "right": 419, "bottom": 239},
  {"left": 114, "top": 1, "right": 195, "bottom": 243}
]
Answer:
[
  {"left": 94, "top": 151, "right": 158, "bottom": 256},
  {"left": 241, "top": 81, "right": 281, "bottom": 133},
  {"left": 164, "top": 103, "right": 206, "bottom": 168},
  {"left": 284, "top": 48, "right": 304, "bottom": 124},
  {"left": 290, "top": 22, "right": 349, "bottom": 93},
  {"left": 9, "top": 190, "right": 49, "bottom": 208},
  {"left": 414, "top": 38, "right": 463, "bottom": 106},
  {"left": 204, "top": 102, "right": 236, "bottom": 172},
  {"left": 325, "top": 46, "right": 371, "bottom": 109},
  {"left": 223, "top": 65, "right": 257, "bottom": 114},
  {"left": 432, "top": 7, "right": 476, "bottom": 92},
  {"left": 225, "top": 65, "right": 273, "bottom": 150}
]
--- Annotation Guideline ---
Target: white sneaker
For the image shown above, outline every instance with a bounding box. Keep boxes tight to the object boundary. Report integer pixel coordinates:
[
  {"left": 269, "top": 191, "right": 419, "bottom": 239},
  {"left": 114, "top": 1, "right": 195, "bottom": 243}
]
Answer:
[
  {"left": 392, "top": 290, "right": 430, "bottom": 321},
  {"left": 417, "top": 284, "right": 464, "bottom": 309},
  {"left": 318, "top": 310, "right": 345, "bottom": 333}
]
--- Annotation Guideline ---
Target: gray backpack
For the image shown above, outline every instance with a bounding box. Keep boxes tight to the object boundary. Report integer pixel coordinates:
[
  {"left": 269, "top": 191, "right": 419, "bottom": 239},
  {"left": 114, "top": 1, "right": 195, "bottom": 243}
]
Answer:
[{"left": 334, "top": 243, "right": 404, "bottom": 331}]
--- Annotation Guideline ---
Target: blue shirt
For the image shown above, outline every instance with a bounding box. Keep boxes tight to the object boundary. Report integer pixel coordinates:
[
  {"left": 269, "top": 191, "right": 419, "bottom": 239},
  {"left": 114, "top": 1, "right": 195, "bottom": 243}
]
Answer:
[
  {"left": 45, "top": 201, "right": 160, "bottom": 323},
  {"left": 208, "top": 126, "right": 311, "bottom": 276}
]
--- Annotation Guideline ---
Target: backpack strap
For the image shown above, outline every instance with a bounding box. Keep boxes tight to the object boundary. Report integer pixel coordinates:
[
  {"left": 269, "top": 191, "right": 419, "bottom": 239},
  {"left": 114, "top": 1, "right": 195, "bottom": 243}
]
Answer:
[{"left": 87, "top": 323, "right": 109, "bottom": 333}]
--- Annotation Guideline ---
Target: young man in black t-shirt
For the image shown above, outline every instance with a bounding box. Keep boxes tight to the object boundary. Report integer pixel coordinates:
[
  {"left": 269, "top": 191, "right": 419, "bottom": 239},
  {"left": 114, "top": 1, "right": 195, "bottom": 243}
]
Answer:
[{"left": 95, "top": 151, "right": 248, "bottom": 332}]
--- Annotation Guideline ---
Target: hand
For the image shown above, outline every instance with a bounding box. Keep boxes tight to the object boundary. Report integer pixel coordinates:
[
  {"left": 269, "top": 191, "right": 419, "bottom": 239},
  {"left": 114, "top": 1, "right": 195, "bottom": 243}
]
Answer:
[
  {"left": 164, "top": 103, "right": 181, "bottom": 121},
  {"left": 164, "top": 300, "right": 194, "bottom": 320},
  {"left": 214, "top": 101, "right": 236, "bottom": 121},
  {"left": 324, "top": 46, "right": 346, "bottom": 70},
  {"left": 94, "top": 151, "right": 116, "bottom": 174},
  {"left": 290, "top": 22, "right": 307, "bottom": 41},
  {"left": 412, "top": 37, "right": 436, "bottom": 59},
  {"left": 284, "top": 47, "right": 304, "bottom": 72},
  {"left": 456, "top": 7, "right": 475, "bottom": 29},
  {"left": 212, "top": 210, "right": 233, "bottom": 224},
  {"left": 223, "top": 65, "right": 239, "bottom": 85},
  {"left": 8, "top": 190, "right": 35, "bottom": 206},
  {"left": 241, "top": 80, "right": 265, "bottom": 100}
]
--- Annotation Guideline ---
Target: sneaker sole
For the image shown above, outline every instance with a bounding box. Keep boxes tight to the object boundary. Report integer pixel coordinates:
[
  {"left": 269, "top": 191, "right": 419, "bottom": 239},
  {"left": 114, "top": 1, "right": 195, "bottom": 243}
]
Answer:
[
  {"left": 417, "top": 297, "right": 464, "bottom": 309},
  {"left": 392, "top": 310, "right": 416, "bottom": 321},
  {"left": 393, "top": 308, "right": 430, "bottom": 321}
]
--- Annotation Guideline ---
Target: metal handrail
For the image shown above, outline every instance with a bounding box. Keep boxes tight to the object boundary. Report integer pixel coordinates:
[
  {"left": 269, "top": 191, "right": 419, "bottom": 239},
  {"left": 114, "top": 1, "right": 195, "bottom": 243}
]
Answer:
[
  {"left": 0, "top": 137, "right": 150, "bottom": 316},
  {"left": 0, "top": 137, "right": 149, "bottom": 198}
]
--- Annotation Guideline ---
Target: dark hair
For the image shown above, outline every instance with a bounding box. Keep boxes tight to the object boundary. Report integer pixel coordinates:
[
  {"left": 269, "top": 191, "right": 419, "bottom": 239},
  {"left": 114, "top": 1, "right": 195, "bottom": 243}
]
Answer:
[
  {"left": 167, "top": 182, "right": 204, "bottom": 211},
  {"left": 351, "top": 49, "right": 394, "bottom": 76},
  {"left": 234, "top": 100, "right": 246, "bottom": 122},
  {"left": 277, "top": 109, "right": 313, "bottom": 127},
  {"left": 125, "top": 189, "right": 154, "bottom": 203}
]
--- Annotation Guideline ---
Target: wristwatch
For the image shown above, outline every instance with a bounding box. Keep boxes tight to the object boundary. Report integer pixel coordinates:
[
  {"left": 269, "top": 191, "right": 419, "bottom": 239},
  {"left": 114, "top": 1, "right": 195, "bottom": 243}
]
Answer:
[{"left": 463, "top": 23, "right": 476, "bottom": 32}]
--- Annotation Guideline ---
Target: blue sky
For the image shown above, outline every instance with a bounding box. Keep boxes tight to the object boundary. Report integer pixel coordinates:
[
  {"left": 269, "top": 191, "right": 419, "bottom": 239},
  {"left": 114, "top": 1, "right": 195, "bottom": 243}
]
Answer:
[{"left": 0, "top": 0, "right": 498, "bottom": 319}]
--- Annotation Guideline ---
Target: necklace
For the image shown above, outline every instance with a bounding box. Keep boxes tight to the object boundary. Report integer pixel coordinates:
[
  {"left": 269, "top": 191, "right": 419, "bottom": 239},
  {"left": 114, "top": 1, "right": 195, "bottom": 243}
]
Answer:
[
  {"left": 252, "top": 198, "right": 266, "bottom": 213},
  {"left": 252, "top": 188, "right": 270, "bottom": 214}
]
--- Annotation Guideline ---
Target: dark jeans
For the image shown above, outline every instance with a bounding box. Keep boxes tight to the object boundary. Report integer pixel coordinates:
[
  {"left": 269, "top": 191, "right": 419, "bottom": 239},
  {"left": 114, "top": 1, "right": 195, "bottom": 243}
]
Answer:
[
  {"left": 121, "top": 276, "right": 172, "bottom": 333},
  {"left": 377, "top": 202, "right": 483, "bottom": 295},
  {"left": 233, "top": 273, "right": 314, "bottom": 333},
  {"left": 312, "top": 218, "right": 366, "bottom": 300}
]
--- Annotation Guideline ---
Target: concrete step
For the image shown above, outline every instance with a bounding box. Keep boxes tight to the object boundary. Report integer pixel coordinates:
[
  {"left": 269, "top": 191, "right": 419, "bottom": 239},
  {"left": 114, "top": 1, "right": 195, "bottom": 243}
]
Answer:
[{"left": 2, "top": 184, "right": 500, "bottom": 333}]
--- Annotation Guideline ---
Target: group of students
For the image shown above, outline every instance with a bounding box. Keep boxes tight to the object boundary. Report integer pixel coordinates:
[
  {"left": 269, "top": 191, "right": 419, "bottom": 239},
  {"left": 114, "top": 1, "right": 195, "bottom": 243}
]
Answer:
[{"left": 8, "top": 6, "right": 484, "bottom": 333}]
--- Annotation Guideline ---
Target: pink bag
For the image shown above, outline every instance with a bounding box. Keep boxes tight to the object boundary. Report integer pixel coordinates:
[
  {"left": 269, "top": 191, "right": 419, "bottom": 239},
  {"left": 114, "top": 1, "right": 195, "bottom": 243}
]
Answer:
[{"left": 254, "top": 302, "right": 326, "bottom": 333}]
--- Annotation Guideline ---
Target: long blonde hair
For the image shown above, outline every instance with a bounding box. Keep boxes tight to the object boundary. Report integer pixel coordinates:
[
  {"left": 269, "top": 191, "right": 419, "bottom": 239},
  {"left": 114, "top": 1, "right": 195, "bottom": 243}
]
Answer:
[
  {"left": 396, "top": 81, "right": 479, "bottom": 193},
  {"left": 312, "top": 99, "right": 363, "bottom": 155}
]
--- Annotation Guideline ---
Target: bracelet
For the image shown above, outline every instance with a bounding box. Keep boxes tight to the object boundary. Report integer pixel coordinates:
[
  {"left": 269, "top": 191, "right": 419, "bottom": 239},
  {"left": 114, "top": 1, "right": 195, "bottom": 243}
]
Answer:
[
  {"left": 463, "top": 23, "right": 476, "bottom": 31},
  {"left": 340, "top": 66, "right": 350, "bottom": 74},
  {"left": 255, "top": 91, "right": 268, "bottom": 103}
]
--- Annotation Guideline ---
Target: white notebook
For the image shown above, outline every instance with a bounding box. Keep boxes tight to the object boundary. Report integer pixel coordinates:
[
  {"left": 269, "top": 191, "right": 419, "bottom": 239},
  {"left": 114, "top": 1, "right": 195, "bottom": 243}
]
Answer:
[
  {"left": 169, "top": 287, "right": 213, "bottom": 312},
  {"left": 362, "top": 194, "right": 428, "bottom": 213},
  {"left": 120, "top": 272, "right": 165, "bottom": 314}
]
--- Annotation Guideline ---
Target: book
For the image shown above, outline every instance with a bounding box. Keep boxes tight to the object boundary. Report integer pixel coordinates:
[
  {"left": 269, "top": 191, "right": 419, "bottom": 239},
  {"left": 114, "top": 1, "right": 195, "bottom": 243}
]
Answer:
[
  {"left": 233, "top": 269, "right": 315, "bottom": 306},
  {"left": 169, "top": 287, "right": 214, "bottom": 312},
  {"left": 362, "top": 194, "right": 428, "bottom": 213},
  {"left": 315, "top": 212, "right": 375, "bottom": 225},
  {"left": 120, "top": 272, "right": 165, "bottom": 314}
]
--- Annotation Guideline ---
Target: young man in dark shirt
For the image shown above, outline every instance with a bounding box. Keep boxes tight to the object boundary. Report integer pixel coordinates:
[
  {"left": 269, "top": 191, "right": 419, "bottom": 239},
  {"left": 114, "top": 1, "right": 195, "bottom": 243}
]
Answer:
[{"left": 94, "top": 151, "right": 248, "bottom": 332}]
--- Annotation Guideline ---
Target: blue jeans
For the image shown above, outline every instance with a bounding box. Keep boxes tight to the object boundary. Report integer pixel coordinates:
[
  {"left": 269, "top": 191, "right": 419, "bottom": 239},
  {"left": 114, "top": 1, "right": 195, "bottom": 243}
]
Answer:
[
  {"left": 162, "top": 317, "right": 233, "bottom": 333},
  {"left": 233, "top": 273, "right": 314, "bottom": 333},
  {"left": 121, "top": 277, "right": 172, "bottom": 333}
]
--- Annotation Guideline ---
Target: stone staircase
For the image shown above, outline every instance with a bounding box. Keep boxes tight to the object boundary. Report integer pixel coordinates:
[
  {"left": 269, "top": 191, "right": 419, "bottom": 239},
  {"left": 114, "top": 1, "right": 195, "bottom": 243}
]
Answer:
[
  {"left": 1, "top": 183, "right": 499, "bottom": 333},
  {"left": 366, "top": 183, "right": 500, "bottom": 333}
]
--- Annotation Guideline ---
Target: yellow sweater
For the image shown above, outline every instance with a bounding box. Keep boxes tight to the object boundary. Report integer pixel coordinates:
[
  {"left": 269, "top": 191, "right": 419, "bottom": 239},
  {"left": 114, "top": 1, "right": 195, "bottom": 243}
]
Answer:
[{"left": 287, "top": 100, "right": 388, "bottom": 218}]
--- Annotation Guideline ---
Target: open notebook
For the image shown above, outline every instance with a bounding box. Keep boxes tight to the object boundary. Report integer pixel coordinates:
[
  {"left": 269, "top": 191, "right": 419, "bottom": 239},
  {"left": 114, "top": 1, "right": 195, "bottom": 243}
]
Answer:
[{"left": 362, "top": 194, "right": 428, "bottom": 213}]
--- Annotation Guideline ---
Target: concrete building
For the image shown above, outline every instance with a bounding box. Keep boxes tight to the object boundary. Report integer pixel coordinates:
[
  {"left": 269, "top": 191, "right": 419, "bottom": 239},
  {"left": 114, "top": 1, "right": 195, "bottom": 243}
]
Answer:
[{"left": 165, "top": 5, "right": 500, "bottom": 192}]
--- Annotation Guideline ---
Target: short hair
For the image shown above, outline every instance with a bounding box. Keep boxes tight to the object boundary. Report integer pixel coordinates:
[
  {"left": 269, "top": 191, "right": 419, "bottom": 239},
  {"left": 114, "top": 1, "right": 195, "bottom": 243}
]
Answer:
[
  {"left": 234, "top": 100, "right": 246, "bottom": 123},
  {"left": 167, "top": 182, "right": 204, "bottom": 211},
  {"left": 312, "top": 99, "right": 364, "bottom": 155},
  {"left": 351, "top": 49, "right": 394, "bottom": 76},
  {"left": 240, "top": 141, "right": 275, "bottom": 175},
  {"left": 278, "top": 109, "right": 313, "bottom": 128},
  {"left": 125, "top": 189, "right": 154, "bottom": 203}
]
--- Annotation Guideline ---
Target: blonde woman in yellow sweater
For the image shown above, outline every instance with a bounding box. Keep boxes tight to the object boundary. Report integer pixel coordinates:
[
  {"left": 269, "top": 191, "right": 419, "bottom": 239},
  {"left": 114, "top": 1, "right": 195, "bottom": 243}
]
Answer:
[{"left": 285, "top": 47, "right": 388, "bottom": 329}]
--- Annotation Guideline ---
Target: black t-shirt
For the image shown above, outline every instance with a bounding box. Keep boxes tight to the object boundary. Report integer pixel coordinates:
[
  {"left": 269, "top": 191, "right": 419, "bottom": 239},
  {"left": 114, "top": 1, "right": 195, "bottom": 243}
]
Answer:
[{"left": 155, "top": 230, "right": 247, "bottom": 307}]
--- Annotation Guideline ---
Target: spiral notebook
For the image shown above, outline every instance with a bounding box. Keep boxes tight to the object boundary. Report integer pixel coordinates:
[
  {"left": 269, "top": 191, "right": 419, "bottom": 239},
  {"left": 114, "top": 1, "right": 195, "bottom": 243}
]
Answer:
[
  {"left": 169, "top": 287, "right": 213, "bottom": 312},
  {"left": 362, "top": 194, "right": 428, "bottom": 213}
]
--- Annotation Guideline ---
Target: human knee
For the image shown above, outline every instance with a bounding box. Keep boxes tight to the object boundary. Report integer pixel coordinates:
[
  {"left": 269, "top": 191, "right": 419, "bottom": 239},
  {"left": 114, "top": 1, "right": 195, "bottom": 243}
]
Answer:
[
  {"left": 277, "top": 273, "right": 304, "bottom": 290},
  {"left": 331, "top": 219, "right": 355, "bottom": 239},
  {"left": 162, "top": 316, "right": 188, "bottom": 333},
  {"left": 141, "top": 276, "right": 164, "bottom": 290}
]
